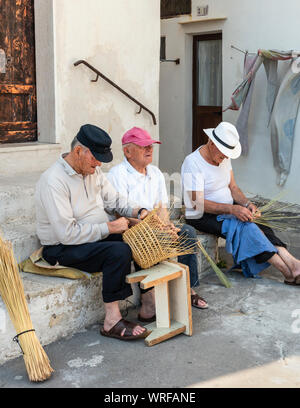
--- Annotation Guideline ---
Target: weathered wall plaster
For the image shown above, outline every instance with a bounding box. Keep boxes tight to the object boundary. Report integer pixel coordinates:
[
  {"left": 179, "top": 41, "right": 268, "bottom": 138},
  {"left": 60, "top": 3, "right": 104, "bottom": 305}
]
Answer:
[{"left": 53, "top": 0, "right": 160, "bottom": 169}]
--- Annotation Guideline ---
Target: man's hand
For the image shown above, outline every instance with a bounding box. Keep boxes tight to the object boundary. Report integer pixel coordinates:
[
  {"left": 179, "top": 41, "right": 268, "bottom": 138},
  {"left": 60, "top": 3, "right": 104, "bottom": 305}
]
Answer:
[
  {"left": 231, "top": 205, "right": 254, "bottom": 222},
  {"left": 167, "top": 223, "right": 181, "bottom": 234},
  {"left": 107, "top": 217, "right": 130, "bottom": 234},
  {"left": 139, "top": 209, "right": 149, "bottom": 220},
  {"left": 247, "top": 202, "right": 261, "bottom": 217}
]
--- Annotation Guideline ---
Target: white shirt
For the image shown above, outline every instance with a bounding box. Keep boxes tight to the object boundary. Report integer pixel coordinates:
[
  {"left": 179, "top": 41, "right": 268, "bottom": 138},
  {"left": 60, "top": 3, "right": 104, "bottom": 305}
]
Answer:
[
  {"left": 35, "top": 155, "right": 135, "bottom": 246},
  {"left": 107, "top": 158, "right": 168, "bottom": 210},
  {"left": 181, "top": 146, "right": 233, "bottom": 218}
]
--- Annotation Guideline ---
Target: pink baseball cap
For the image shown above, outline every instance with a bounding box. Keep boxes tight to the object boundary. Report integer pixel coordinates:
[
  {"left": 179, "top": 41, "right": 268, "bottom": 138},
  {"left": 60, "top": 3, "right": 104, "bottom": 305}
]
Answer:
[{"left": 122, "top": 127, "right": 161, "bottom": 146}]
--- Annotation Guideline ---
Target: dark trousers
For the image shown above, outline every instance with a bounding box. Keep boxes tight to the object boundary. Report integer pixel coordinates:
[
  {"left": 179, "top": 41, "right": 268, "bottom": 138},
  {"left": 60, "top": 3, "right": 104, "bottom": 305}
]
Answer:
[
  {"left": 187, "top": 213, "right": 286, "bottom": 264},
  {"left": 43, "top": 234, "right": 133, "bottom": 303}
]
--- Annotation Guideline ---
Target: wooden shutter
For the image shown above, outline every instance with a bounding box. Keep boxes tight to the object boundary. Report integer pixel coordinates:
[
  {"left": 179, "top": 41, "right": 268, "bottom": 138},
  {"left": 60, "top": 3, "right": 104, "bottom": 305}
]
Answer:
[{"left": 0, "top": 0, "right": 37, "bottom": 144}]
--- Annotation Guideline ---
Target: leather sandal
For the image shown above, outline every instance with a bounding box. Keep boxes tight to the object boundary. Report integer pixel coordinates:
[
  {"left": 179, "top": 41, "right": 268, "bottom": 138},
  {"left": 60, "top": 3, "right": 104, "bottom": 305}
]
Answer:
[
  {"left": 284, "top": 276, "right": 300, "bottom": 286},
  {"left": 100, "top": 319, "right": 148, "bottom": 341},
  {"left": 191, "top": 293, "right": 208, "bottom": 309}
]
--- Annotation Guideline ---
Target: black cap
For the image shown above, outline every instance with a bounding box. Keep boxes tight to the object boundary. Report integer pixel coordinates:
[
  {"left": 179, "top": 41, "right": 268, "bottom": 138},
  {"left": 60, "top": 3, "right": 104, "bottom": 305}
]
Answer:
[{"left": 76, "top": 124, "right": 113, "bottom": 163}]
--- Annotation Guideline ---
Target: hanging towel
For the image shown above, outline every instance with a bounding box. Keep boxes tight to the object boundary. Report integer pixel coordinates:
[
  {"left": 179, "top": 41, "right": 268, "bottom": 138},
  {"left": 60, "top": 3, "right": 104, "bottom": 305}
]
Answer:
[
  {"left": 236, "top": 53, "right": 259, "bottom": 155},
  {"left": 224, "top": 54, "right": 263, "bottom": 111},
  {"left": 217, "top": 214, "right": 278, "bottom": 278},
  {"left": 270, "top": 59, "right": 300, "bottom": 186}
]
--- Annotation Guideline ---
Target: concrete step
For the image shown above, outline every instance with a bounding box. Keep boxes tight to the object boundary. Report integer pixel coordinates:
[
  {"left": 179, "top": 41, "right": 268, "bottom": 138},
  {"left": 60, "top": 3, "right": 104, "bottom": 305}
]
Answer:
[
  {"left": 1, "top": 222, "right": 40, "bottom": 264},
  {"left": 0, "top": 143, "right": 61, "bottom": 177},
  {"left": 0, "top": 172, "right": 42, "bottom": 263},
  {"left": 0, "top": 272, "right": 106, "bottom": 365},
  {"left": 0, "top": 172, "right": 40, "bottom": 225},
  {"left": 196, "top": 232, "right": 219, "bottom": 278}
]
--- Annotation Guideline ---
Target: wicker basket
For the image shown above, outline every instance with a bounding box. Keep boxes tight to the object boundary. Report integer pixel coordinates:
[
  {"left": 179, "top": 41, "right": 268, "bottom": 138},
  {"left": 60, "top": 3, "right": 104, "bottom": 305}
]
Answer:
[{"left": 123, "top": 209, "right": 195, "bottom": 269}]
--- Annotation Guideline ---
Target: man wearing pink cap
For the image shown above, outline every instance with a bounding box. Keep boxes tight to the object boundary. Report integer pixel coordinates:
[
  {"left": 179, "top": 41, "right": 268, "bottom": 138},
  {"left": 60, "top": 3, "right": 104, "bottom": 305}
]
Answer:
[{"left": 108, "top": 127, "right": 208, "bottom": 322}]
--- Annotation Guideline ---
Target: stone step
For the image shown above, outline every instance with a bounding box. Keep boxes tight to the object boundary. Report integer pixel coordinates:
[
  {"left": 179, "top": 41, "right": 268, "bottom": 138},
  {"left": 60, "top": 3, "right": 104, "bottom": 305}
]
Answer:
[
  {"left": 0, "top": 143, "right": 61, "bottom": 177},
  {"left": 196, "top": 232, "right": 219, "bottom": 278},
  {"left": 0, "top": 266, "right": 141, "bottom": 365},
  {"left": 0, "top": 172, "right": 40, "bottom": 225},
  {"left": 1, "top": 223, "right": 40, "bottom": 264},
  {"left": 0, "top": 272, "right": 106, "bottom": 365},
  {"left": 0, "top": 172, "right": 42, "bottom": 263}
]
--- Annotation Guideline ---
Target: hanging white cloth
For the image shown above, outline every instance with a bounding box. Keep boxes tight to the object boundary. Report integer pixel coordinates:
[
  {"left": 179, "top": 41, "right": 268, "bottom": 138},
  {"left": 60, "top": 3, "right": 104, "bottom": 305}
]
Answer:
[{"left": 270, "top": 58, "right": 300, "bottom": 186}]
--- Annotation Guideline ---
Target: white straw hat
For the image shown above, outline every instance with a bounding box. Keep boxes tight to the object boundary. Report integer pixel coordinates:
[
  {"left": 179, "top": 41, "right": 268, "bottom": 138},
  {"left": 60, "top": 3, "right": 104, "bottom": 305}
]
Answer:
[{"left": 203, "top": 122, "right": 242, "bottom": 159}]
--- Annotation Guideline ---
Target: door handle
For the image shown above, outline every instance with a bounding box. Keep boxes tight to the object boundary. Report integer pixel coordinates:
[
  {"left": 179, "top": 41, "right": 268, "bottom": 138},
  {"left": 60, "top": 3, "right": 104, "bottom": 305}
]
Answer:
[{"left": 0, "top": 49, "right": 6, "bottom": 74}]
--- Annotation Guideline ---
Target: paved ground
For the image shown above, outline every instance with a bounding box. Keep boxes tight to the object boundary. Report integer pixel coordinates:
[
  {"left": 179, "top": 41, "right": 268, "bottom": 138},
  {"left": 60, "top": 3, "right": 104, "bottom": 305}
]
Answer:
[{"left": 0, "top": 231, "right": 300, "bottom": 389}]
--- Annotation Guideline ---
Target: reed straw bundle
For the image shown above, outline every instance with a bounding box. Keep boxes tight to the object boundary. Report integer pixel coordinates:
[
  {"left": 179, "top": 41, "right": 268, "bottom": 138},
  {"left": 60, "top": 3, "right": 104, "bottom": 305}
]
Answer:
[
  {"left": 196, "top": 241, "right": 231, "bottom": 288},
  {"left": 0, "top": 234, "right": 54, "bottom": 382},
  {"left": 252, "top": 195, "right": 300, "bottom": 232}
]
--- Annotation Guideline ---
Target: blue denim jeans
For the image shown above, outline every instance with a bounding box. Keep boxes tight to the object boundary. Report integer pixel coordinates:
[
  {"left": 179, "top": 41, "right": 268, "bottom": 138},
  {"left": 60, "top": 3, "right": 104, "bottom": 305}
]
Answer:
[{"left": 176, "top": 223, "right": 199, "bottom": 288}]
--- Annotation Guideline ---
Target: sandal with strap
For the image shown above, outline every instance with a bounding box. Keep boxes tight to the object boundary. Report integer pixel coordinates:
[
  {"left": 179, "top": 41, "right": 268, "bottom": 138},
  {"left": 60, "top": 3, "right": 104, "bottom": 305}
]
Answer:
[
  {"left": 100, "top": 319, "right": 148, "bottom": 341},
  {"left": 191, "top": 293, "right": 208, "bottom": 309},
  {"left": 284, "top": 276, "right": 300, "bottom": 286}
]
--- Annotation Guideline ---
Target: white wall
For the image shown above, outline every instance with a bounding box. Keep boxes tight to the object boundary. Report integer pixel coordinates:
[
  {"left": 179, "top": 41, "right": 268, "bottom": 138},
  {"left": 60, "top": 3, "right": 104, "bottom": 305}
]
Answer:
[
  {"left": 0, "top": 0, "right": 160, "bottom": 176},
  {"left": 53, "top": 0, "right": 160, "bottom": 169},
  {"left": 160, "top": 0, "right": 300, "bottom": 204}
]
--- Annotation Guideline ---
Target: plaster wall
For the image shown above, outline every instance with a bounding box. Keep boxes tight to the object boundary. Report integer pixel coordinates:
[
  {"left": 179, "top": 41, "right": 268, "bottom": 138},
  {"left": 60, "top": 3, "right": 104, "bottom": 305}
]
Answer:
[
  {"left": 52, "top": 0, "right": 160, "bottom": 169},
  {"left": 159, "top": 0, "right": 300, "bottom": 204},
  {"left": 0, "top": 0, "right": 160, "bottom": 176}
]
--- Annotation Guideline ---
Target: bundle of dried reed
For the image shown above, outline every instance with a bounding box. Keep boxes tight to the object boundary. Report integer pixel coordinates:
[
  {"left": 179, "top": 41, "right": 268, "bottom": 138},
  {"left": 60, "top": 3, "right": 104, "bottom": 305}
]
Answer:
[
  {"left": 0, "top": 235, "right": 54, "bottom": 382},
  {"left": 252, "top": 195, "right": 300, "bottom": 232},
  {"left": 197, "top": 241, "right": 231, "bottom": 288}
]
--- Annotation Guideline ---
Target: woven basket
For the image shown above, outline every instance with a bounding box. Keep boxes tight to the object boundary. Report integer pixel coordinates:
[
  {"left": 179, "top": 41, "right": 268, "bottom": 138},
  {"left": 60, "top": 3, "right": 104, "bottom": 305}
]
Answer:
[{"left": 123, "top": 209, "right": 195, "bottom": 269}]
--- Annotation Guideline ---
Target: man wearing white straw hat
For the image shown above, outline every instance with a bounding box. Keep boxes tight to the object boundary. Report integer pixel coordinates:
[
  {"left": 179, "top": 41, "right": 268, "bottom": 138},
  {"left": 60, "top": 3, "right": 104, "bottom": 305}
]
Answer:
[
  {"left": 108, "top": 127, "right": 208, "bottom": 322},
  {"left": 181, "top": 121, "right": 300, "bottom": 285}
]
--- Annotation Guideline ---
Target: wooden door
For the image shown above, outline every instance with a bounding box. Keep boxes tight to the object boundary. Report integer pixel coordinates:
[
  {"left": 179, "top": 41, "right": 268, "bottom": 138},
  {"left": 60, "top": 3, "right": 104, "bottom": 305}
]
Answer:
[
  {"left": 193, "top": 33, "right": 222, "bottom": 149},
  {"left": 0, "top": 0, "right": 37, "bottom": 144}
]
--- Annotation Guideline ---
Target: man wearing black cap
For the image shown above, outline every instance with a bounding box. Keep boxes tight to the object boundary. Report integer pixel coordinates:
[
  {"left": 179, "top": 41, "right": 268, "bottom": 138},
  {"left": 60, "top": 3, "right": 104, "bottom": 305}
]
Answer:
[{"left": 35, "top": 124, "right": 149, "bottom": 340}]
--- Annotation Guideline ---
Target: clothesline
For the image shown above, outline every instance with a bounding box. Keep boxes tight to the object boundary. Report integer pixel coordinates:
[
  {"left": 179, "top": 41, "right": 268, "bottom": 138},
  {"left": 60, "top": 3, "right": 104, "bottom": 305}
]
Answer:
[{"left": 231, "top": 45, "right": 300, "bottom": 58}]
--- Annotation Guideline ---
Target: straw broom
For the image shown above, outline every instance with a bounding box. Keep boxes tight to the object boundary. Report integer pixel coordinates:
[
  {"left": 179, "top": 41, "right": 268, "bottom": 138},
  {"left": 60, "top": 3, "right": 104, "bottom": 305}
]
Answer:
[{"left": 0, "top": 234, "right": 54, "bottom": 382}]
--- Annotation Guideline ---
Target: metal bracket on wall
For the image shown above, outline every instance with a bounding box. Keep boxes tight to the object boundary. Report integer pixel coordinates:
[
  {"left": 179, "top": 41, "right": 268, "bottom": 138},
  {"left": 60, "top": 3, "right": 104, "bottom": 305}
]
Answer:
[
  {"left": 231, "top": 45, "right": 248, "bottom": 55},
  {"left": 160, "top": 58, "right": 180, "bottom": 64},
  {"left": 74, "top": 59, "right": 157, "bottom": 125},
  {"left": 160, "top": 58, "right": 180, "bottom": 65}
]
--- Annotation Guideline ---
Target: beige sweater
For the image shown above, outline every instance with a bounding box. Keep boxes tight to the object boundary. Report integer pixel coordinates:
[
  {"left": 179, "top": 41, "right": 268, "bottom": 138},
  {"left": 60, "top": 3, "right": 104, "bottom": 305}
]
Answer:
[{"left": 35, "top": 155, "right": 135, "bottom": 246}]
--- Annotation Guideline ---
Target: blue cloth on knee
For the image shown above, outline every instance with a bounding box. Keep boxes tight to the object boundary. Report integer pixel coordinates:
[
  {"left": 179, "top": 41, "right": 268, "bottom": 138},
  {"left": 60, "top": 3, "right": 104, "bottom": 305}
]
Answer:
[{"left": 217, "top": 214, "right": 278, "bottom": 278}]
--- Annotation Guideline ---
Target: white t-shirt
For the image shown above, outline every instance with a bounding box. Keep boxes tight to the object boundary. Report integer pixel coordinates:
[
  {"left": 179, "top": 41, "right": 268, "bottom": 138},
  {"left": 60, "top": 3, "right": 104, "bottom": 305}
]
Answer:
[
  {"left": 107, "top": 158, "right": 169, "bottom": 210},
  {"left": 181, "top": 146, "right": 233, "bottom": 218}
]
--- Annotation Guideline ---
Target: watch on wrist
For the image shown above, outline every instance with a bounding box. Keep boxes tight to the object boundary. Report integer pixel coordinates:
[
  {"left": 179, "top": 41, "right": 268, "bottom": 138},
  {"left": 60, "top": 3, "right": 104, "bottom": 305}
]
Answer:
[
  {"left": 137, "top": 208, "right": 147, "bottom": 220},
  {"left": 244, "top": 201, "right": 251, "bottom": 208}
]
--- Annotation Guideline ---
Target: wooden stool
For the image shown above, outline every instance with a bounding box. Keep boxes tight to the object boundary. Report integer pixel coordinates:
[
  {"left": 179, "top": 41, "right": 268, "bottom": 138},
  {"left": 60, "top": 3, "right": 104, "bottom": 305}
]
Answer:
[{"left": 126, "top": 260, "right": 192, "bottom": 346}]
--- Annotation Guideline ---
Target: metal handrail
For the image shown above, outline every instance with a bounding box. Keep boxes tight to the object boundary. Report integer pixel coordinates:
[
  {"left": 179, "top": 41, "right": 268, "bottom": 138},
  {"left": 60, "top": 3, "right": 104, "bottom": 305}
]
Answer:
[{"left": 74, "top": 60, "right": 157, "bottom": 125}]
